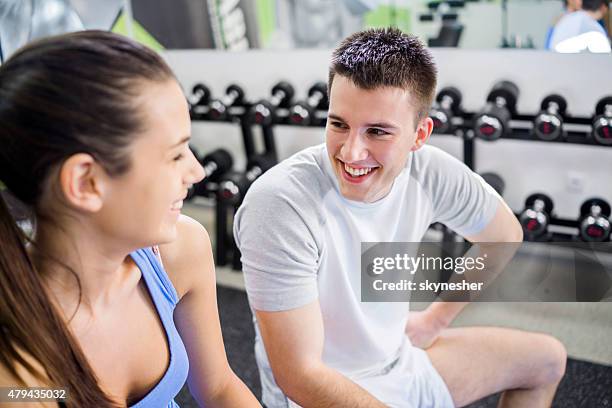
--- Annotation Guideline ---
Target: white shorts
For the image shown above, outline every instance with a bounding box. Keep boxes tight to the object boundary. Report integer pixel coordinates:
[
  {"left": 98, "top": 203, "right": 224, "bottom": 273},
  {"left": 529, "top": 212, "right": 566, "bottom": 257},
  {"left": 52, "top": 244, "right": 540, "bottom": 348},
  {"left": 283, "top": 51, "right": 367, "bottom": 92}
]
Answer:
[
  {"left": 279, "top": 343, "right": 454, "bottom": 408},
  {"left": 350, "top": 344, "right": 455, "bottom": 408}
]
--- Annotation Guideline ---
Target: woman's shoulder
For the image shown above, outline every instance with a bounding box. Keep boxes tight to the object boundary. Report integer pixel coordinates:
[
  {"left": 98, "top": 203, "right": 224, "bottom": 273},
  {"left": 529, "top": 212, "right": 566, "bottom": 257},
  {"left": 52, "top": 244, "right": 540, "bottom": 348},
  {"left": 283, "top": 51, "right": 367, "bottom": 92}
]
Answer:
[{"left": 157, "top": 215, "right": 213, "bottom": 300}]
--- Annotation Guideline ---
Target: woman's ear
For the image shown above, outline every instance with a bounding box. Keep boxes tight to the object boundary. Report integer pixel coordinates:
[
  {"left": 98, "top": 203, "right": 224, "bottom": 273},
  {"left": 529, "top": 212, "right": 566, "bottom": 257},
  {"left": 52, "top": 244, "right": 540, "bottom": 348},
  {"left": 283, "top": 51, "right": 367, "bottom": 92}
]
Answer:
[{"left": 58, "top": 153, "right": 105, "bottom": 213}]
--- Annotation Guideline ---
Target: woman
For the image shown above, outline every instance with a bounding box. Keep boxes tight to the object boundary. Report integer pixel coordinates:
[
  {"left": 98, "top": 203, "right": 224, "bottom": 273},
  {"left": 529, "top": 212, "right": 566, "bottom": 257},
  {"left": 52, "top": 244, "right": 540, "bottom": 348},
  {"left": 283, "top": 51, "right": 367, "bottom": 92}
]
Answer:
[{"left": 0, "top": 30, "right": 260, "bottom": 407}]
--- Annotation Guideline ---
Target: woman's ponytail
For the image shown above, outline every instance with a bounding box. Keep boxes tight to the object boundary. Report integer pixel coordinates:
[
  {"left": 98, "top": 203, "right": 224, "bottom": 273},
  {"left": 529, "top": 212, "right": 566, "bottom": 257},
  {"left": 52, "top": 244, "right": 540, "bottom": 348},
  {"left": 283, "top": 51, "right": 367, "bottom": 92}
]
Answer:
[{"left": 0, "top": 192, "right": 118, "bottom": 407}]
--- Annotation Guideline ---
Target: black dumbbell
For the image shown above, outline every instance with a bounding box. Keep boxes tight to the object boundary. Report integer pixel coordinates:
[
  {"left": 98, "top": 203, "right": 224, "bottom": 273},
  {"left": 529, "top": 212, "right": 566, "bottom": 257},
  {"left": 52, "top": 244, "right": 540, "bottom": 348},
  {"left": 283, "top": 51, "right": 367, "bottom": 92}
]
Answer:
[
  {"left": 533, "top": 94, "right": 567, "bottom": 141},
  {"left": 430, "top": 87, "right": 462, "bottom": 134},
  {"left": 249, "top": 81, "right": 295, "bottom": 126},
  {"left": 201, "top": 148, "right": 233, "bottom": 181},
  {"left": 190, "top": 83, "right": 211, "bottom": 108},
  {"left": 218, "top": 154, "right": 277, "bottom": 203},
  {"left": 480, "top": 172, "right": 505, "bottom": 196},
  {"left": 592, "top": 96, "right": 612, "bottom": 146},
  {"left": 187, "top": 148, "right": 233, "bottom": 200},
  {"left": 289, "top": 82, "right": 328, "bottom": 126},
  {"left": 578, "top": 198, "right": 611, "bottom": 242},
  {"left": 473, "top": 81, "right": 519, "bottom": 141},
  {"left": 208, "top": 84, "right": 245, "bottom": 121},
  {"left": 519, "top": 193, "right": 554, "bottom": 240}
]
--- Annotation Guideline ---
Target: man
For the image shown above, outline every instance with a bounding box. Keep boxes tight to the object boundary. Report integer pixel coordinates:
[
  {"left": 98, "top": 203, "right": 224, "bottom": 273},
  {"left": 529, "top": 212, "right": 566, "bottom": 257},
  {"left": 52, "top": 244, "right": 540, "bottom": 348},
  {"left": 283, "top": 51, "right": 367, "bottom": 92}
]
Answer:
[
  {"left": 235, "top": 28, "right": 567, "bottom": 407},
  {"left": 549, "top": 0, "right": 611, "bottom": 53}
]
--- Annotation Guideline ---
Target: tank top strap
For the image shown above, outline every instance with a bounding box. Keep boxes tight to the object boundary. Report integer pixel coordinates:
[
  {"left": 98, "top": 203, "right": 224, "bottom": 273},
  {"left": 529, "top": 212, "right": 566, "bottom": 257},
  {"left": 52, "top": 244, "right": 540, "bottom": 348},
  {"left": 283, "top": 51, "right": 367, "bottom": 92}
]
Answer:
[
  {"left": 128, "top": 247, "right": 189, "bottom": 408},
  {"left": 132, "top": 247, "right": 179, "bottom": 307}
]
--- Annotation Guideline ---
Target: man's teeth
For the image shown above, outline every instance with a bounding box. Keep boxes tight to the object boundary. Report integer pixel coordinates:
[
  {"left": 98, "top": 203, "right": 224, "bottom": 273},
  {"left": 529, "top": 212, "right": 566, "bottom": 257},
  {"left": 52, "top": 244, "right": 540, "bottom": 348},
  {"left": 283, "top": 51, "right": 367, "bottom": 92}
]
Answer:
[{"left": 344, "top": 163, "right": 375, "bottom": 177}]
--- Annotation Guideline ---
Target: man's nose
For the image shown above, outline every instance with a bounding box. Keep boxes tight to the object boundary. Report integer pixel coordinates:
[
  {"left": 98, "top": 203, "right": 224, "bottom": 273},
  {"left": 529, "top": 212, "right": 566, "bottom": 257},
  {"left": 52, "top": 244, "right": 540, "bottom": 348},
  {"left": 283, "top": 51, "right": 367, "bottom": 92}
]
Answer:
[{"left": 340, "top": 131, "right": 369, "bottom": 163}]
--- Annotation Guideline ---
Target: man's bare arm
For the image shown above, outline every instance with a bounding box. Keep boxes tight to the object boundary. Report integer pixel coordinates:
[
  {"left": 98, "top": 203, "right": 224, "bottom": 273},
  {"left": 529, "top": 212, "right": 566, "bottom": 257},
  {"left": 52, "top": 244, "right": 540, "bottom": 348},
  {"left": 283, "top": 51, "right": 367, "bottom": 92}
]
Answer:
[
  {"left": 408, "top": 199, "right": 523, "bottom": 348},
  {"left": 256, "top": 300, "right": 387, "bottom": 408},
  {"left": 427, "top": 198, "right": 523, "bottom": 324}
]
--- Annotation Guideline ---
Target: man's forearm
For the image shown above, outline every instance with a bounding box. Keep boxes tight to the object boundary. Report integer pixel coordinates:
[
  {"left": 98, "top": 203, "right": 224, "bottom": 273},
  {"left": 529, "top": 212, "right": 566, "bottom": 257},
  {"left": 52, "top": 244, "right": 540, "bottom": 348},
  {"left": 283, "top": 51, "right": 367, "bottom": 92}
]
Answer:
[
  {"left": 281, "top": 363, "right": 387, "bottom": 408},
  {"left": 423, "top": 237, "right": 522, "bottom": 327}
]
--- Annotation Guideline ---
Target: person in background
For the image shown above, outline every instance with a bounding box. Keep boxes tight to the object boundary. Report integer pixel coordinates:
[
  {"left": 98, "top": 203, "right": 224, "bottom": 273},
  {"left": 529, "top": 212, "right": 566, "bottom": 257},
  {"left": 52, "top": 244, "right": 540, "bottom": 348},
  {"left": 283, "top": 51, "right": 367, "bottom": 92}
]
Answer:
[
  {"left": 545, "top": 0, "right": 583, "bottom": 49},
  {"left": 548, "top": 0, "right": 611, "bottom": 52},
  {"left": 0, "top": 30, "right": 260, "bottom": 408}
]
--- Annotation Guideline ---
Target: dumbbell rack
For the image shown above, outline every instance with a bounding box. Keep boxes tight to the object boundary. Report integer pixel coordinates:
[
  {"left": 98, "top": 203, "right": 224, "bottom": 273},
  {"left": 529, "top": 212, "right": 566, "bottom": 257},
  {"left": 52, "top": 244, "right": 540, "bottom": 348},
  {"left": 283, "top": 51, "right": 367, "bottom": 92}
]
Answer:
[
  {"left": 190, "top": 82, "right": 611, "bottom": 267},
  {"left": 190, "top": 104, "right": 259, "bottom": 159},
  {"left": 185, "top": 145, "right": 239, "bottom": 268},
  {"left": 189, "top": 90, "right": 246, "bottom": 268},
  {"left": 440, "top": 113, "right": 608, "bottom": 170},
  {"left": 190, "top": 86, "right": 285, "bottom": 269},
  {"left": 438, "top": 110, "right": 610, "bottom": 242},
  {"left": 515, "top": 213, "right": 580, "bottom": 242}
]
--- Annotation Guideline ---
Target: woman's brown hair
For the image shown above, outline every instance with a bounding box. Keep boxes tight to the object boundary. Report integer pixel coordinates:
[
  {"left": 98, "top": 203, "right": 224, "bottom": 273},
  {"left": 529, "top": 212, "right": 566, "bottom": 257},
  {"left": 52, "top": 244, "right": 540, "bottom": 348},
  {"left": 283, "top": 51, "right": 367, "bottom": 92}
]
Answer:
[{"left": 0, "top": 30, "right": 174, "bottom": 407}]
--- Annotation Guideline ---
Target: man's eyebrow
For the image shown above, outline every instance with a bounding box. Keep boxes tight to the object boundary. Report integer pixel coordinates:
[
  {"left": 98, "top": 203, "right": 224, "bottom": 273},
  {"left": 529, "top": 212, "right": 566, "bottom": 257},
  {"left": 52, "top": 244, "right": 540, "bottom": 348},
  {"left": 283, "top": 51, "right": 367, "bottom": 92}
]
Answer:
[
  {"left": 364, "top": 121, "right": 399, "bottom": 130},
  {"left": 169, "top": 135, "right": 191, "bottom": 149},
  {"left": 327, "top": 113, "right": 346, "bottom": 122},
  {"left": 328, "top": 114, "right": 398, "bottom": 130}
]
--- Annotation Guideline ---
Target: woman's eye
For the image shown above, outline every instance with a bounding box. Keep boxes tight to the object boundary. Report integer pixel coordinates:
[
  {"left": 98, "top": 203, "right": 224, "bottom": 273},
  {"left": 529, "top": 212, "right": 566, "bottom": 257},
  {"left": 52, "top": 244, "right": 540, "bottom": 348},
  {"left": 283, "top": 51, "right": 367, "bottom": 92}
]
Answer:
[
  {"left": 173, "top": 153, "right": 184, "bottom": 161},
  {"left": 330, "top": 121, "right": 346, "bottom": 129}
]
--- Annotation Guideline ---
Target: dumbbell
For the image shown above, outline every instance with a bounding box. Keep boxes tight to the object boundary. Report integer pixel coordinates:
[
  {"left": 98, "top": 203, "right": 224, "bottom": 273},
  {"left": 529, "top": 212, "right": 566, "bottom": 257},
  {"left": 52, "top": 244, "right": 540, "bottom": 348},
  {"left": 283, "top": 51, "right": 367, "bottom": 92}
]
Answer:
[
  {"left": 218, "top": 154, "right": 277, "bottom": 203},
  {"left": 533, "top": 94, "right": 567, "bottom": 141},
  {"left": 189, "top": 83, "right": 211, "bottom": 108},
  {"left": 186, "top": 148, "right": 233, "bottom": 200},
  {"left": 480, "top": 172, "right": 505, "bottom": 196},
  {"left": 289, "top": 82, "right": 329, "bottom": 126},
  {"left": 430, "top": 87, "right": 462, "bottom": 134},
  {"left": 473, "top": 81, "right": 519, "bottom": 141},
  {"left": 249, "top": 81, "right": 295, "bottom": 126},
  {"left": 592, "top": 96, "right": 612, "bottom": 146},
  {"left": 519, "top": 193, "right": 554, "bottom": 240},
  {"left": 578, "top": 198, "right": 611, "bottom": 242},
  {"left": 208, "top": 84, "right": 245, "bottom": 120}
]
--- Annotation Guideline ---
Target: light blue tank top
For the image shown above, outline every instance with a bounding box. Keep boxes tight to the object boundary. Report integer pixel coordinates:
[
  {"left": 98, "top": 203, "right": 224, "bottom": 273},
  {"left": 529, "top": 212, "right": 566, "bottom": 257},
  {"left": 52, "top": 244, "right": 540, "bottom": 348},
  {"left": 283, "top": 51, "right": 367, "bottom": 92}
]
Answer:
[{"left": 128, "top": 248, "right": 190, "bottom": 408}]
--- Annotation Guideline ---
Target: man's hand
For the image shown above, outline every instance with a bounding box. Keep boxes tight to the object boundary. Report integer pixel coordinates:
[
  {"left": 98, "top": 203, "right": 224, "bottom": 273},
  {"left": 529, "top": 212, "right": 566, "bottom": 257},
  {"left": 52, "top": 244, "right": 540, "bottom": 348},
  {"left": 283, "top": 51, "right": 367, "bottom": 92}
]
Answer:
[{"left": 405, "top": 309, "right": 447, "bottom": 349}]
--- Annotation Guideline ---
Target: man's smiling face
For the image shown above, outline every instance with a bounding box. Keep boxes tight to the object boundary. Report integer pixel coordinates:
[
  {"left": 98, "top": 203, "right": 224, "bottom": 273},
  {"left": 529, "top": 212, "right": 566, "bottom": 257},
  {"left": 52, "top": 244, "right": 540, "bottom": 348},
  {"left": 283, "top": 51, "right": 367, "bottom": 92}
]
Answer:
[{"left": 325, "top": 75, "right": 432, "bottom": 203}]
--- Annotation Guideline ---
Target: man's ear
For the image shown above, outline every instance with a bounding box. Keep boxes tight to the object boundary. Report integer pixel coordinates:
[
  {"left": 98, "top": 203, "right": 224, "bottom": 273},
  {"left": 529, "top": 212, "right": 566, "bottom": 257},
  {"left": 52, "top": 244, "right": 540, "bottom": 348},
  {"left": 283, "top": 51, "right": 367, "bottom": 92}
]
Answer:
[
  {"left": 411, "top": 117, "right": 434, "bottom": 152},
  {"left": 58, "top": 153, "right": 105, "bottom": 213}
]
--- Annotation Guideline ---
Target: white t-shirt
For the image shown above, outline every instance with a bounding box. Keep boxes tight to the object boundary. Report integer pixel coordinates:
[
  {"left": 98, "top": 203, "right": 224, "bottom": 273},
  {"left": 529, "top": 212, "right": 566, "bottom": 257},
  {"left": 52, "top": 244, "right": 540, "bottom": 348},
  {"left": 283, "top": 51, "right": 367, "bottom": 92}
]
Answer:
[
  {"left": 550, "top": 10, "right": 611, "bottom": 53},
  {"left": 234, "top": 143, "right": 499, "bottom": 407}
]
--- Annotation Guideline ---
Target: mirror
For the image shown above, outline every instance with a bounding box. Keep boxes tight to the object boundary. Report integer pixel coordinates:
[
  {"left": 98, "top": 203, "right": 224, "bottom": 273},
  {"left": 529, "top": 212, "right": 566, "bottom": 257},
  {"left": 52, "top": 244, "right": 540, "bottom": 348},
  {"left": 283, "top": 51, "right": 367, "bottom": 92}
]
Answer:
[
  {"left": 1, "top": 0, "right": 610, "bottom": 60},
  {"left": 0, "top": 0, "right": 123, "bottom": 62},
  {"left": 125, "top": 0, "right": 610, "bottom": 52}
]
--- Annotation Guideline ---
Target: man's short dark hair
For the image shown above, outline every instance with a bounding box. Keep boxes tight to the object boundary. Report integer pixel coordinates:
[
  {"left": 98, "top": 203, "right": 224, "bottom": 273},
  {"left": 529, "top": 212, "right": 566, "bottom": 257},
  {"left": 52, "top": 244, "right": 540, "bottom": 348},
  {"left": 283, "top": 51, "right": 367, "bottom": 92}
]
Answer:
[
  {"left": 582, "top": 0, "right": 608, "bottom": 11},
  {"left": 329, "top": 27, "right": 438, "bottom": 124}
]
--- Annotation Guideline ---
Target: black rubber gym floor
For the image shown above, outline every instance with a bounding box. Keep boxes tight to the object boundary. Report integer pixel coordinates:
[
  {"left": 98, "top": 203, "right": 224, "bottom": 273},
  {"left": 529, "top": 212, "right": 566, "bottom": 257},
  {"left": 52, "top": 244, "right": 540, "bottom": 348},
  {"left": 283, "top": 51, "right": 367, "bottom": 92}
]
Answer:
[{"left": 176, "top": 286, "right": 612, "bottom": 407}]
